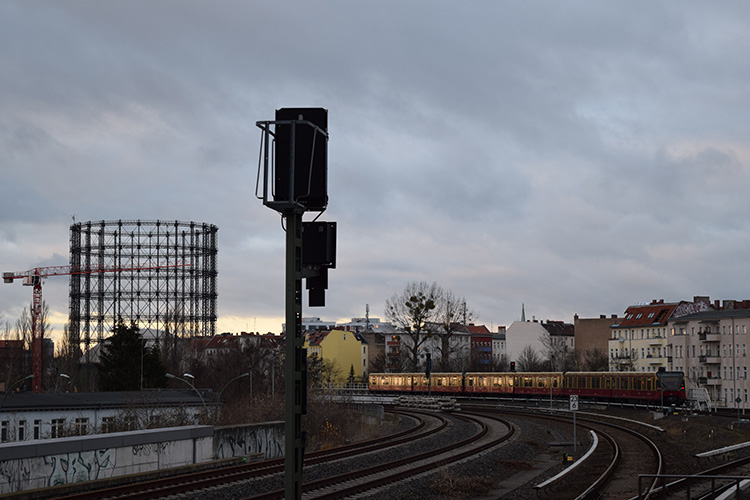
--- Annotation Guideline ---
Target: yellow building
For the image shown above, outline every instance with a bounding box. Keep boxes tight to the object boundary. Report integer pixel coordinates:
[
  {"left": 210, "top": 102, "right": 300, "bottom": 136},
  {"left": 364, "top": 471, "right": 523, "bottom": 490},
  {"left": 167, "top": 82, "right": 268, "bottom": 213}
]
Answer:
[{"left": 303, "top": 329, "right": 368, "bottom": 383}]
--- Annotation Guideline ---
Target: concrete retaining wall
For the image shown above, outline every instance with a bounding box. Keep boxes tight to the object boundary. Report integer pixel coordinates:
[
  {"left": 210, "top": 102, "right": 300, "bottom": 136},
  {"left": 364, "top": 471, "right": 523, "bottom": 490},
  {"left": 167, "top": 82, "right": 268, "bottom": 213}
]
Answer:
[
  {"left": 213, "top": 421, "right": 284, "bottom": 460},
  {"left": 0, "top": 425, "right": 213, "bottom": 494}
]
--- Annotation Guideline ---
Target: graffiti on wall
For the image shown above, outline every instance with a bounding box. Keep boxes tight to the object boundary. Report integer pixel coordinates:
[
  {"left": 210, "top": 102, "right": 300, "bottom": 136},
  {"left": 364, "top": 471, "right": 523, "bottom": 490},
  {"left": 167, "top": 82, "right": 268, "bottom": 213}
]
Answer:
[
  {"left": 673, "top": 301, "right": 711, "bottom": 318},
  {"left": 0, "top": 448, "right": 115, "bottom": 493},
  {"left": 45, "top": 448, "right": 116, "bottom": 487},
  {"left": 132, "top": 442, "right": 168, "bottom": 456},
  {"left": 214, "top": 424, "right": 284, "bottom": 460}
]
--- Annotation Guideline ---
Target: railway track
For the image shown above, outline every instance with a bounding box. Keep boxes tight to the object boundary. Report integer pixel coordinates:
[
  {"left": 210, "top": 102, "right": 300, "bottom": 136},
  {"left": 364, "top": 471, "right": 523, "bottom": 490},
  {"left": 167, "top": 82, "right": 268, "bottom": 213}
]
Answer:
[
  {"left": 241, "top": 411, "right": 514, "bottom": 500},
  {"left": 49, "top": 409, "right": 440, "bottom": 500},
  {"left": 469, "top": 406, "right": 667, "bottom": 499}
]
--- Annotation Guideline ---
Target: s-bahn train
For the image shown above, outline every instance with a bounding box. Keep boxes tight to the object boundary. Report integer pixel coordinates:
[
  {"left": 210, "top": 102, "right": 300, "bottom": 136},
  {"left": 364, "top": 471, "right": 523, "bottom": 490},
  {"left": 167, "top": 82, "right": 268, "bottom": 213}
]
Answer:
[{"left": 369, "top": 371, "right": 686, "bottom": 406}]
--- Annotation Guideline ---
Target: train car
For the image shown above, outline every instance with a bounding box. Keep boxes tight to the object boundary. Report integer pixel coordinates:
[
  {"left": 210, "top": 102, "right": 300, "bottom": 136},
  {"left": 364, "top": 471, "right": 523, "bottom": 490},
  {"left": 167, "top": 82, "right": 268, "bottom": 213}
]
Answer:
[
  {"left": 465, "top": 372, "right": 515, "bottom": 396},
  {"left": 655, "top": 370, "right": 685, "bottom": 406},
  {"left": 369, "top": 373, "right": 463, "bottom": 394},
  {"left": 370, "top": 371, "right": 686, "bottom": 405},
  {"left": 562, "top": 372, "right": 615, "bottom": 400},
  {"left": 369, "top": 373, "right": 415, "bottom": 393},
  {"left": 429, "top": 373, "right": 464, "bottom": 394},
  {"left": 510, "top": 372, "right": 564, "bottom": 398}
]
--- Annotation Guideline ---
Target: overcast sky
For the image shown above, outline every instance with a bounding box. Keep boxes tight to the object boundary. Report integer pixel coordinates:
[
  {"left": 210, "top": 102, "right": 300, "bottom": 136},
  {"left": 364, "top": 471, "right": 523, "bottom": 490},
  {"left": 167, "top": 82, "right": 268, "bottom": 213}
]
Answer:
[{"left": 2, "top": 2, "right": 750, "bottom": 341}]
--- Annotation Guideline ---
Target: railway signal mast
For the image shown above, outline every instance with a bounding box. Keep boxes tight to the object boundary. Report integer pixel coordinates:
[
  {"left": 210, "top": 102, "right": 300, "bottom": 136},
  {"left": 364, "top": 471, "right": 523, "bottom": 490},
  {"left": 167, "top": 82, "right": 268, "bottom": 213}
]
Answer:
[{"left": 3, "top": 262, "right": 189, "bottom": 393}]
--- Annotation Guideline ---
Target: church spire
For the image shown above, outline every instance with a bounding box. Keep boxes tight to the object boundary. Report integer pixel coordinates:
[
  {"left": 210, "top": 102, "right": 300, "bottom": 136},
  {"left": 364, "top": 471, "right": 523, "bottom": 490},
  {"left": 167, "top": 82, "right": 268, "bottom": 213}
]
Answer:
[{"left": 521, "top": 303, "right": 526, "bottom": 322}]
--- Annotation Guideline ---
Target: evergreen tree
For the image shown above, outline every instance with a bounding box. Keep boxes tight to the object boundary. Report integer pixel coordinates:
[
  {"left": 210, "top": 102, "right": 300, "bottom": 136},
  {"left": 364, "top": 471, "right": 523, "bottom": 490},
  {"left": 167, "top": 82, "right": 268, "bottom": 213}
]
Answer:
[{"left": 96, "top": 320, "right": 167, "bottom": 391}]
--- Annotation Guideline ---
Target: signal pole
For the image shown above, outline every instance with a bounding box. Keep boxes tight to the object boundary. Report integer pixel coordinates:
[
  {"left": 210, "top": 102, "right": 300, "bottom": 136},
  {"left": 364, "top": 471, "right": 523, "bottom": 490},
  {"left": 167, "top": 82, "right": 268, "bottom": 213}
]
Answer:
[
  {"left": 284, "top": 207, "right": 305, "bottom": 500},
  {"left": 256, "top": 108, "right": 333, "bottom": 500}
]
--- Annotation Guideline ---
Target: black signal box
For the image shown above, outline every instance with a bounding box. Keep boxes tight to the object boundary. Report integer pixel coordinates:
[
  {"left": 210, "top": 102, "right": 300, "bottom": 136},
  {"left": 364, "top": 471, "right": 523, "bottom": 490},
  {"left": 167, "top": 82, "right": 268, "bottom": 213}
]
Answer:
[
  {"left": 274, "top": 107, "right": 328, "bottom": 211},
  {"left": 302, "top": 221, "right": 336, "bottom": 269}
]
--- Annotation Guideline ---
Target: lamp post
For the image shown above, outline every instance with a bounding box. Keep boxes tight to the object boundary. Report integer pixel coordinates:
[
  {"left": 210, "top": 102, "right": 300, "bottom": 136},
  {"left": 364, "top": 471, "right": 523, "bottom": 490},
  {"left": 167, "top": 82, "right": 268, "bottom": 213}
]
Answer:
[
  {"left": 0, "top": 374, "right": 33, "bottom": 411},
  {"left": 216, "top": 372, "right": 250, "bottom": 422},
  {"left": 166, "top": 373, "right": 207, "bottom": 422},
  {"left": 58, "top": 373, "right": 71, "bottom": 393}
]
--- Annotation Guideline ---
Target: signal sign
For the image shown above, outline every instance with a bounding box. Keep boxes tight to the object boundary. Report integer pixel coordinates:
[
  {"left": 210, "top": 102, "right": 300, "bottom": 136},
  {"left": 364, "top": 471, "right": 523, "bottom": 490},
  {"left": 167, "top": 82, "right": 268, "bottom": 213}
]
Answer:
[{"left": 570, "top": 395, "right": 579, "bottom": 411}]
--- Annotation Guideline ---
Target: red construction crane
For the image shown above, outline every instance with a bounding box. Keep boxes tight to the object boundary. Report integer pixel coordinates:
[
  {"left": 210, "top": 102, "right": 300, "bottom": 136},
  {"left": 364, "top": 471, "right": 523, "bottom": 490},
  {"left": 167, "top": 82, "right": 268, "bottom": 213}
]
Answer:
[{"left": 3, "top": 262, "right": 190, "bottom": 392}]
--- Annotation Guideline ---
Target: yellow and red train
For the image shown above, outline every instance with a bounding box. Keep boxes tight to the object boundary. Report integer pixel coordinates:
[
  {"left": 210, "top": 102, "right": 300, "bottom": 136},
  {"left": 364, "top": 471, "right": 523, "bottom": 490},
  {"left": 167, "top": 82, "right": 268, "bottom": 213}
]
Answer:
[{"left": 369, "top": 371, "right": 685, "bottom": 405}]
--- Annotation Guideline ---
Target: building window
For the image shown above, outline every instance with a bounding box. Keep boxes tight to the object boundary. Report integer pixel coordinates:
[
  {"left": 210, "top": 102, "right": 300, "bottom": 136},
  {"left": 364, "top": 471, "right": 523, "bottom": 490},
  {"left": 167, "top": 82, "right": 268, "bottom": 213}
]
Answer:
[
  {"left": 18, "top": 420, "right": 26, "bottom": 441},
  {"left": 34, "top": 420, "right": 41, "bottom": 440},
  {"left": 102, "top": 417, "right": 116, "bottom": 433},
  {"left": 75, "top": 418, "right": 88, "bottom": 435},
  {"left": 51, "top": 418, "right": 65, "bottom": 438}
]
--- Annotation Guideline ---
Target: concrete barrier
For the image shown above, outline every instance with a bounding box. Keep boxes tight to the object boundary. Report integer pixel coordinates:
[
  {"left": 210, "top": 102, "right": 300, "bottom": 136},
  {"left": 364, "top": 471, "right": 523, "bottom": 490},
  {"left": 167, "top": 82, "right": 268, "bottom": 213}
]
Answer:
[
  {"left": 0, "top": 426, "right": 213, "bottom": 495},
  {"left": 213, "top": 421, "right": 284, "bottom": 460}
]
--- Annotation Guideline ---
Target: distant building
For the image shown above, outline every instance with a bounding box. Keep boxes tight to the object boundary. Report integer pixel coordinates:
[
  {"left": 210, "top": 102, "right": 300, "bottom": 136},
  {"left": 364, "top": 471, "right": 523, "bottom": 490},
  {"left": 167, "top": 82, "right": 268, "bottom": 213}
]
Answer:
[
  {"left": 303, "top": 330, "right": 368, "bottom": 383},
  {"left": 608, "top": 297, "right": 712, "bottom": 373},
  {"left": 0, "top": 391, "right": 207, "bottom": 442},
  {"left": 466, "top": 324, "right": 492, "bottom": 368},
  {"left": 505, "top": 319, "right": 574, "bottom": 366},
  {"left": 336, "top": 317, "right": 396, "bottom": 333},
  {"left": 668, "top": 299, "right": 750, "bottom": 408},
  {"left": 283, "top": 317, "right": 336, "bottom": 333},
  {"left": 492, "top": 327, "right": 507, "bottom": 366},
  {"left": 574, "top": 314, "right": 620, "bottom": 355}
]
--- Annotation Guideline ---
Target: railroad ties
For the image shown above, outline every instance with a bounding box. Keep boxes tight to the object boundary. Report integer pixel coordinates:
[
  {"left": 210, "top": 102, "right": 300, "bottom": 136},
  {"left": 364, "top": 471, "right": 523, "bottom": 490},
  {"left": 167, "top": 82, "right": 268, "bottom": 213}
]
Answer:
[{"left": 397, "top": 395, "right": 460, "bottom": 411}]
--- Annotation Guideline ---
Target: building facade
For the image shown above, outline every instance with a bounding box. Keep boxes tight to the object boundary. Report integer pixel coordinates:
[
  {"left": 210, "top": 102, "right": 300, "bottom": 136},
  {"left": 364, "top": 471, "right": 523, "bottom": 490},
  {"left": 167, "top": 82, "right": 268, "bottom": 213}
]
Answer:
[
  {"left": 668, "top": 306, "right": 750, "bottom": 408},
  {"left": 304, "top": 329, "right": 368, "bottom": 383},
  {"left": 608, "top": 298, "right": 712, "bottom": 373}
]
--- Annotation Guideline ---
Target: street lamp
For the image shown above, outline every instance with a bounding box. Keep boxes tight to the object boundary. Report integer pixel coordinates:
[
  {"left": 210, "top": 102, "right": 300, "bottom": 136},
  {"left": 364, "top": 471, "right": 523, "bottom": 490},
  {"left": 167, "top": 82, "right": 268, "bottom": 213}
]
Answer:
[
  {"left": 0, "top": 374, "right": 33, "bottom": 411},
  {"left": 216, "top": 372, "right": 250, "bottom": 422},
  {"left": 58, "top": 373, "right": 71, "bottom": 393},
  {"left": 166, "top": 373, "right": 207, "bottom": 422}
]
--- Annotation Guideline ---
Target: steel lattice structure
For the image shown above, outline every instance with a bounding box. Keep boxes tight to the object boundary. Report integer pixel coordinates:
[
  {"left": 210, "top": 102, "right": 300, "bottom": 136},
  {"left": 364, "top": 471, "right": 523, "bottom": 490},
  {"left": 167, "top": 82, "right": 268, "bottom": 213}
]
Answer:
[{"left": 68, "top": 220, "right": 218, "bottom": 354}]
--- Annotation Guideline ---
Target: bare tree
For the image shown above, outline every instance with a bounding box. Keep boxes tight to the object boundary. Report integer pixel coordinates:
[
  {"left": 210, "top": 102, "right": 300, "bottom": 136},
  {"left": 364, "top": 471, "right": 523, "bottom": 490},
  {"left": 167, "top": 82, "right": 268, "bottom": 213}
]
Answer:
[
  {"left": 385, "top": 281, "right": 441, "bottom": 371},
  {"left": 539, "top": 333, "right": 575, "bottom": 371},
  {"left": 435, "top": 291, "right": 474, "bottom": 371},
  {"left": 517, "top": 345, "right": 544, "bottom": 371},
  {"left": 580, "top": 348, "right": 609, "bottom": 371}
]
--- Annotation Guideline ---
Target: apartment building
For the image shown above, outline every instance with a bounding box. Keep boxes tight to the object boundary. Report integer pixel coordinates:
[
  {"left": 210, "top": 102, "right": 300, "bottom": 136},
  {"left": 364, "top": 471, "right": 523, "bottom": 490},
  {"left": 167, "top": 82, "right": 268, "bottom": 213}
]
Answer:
[
  {"left": 669, "top": 306, "right": 750, "bottom": 408},
  {"left": 608, "top": 298, "right": 712, "bottom": 373}
]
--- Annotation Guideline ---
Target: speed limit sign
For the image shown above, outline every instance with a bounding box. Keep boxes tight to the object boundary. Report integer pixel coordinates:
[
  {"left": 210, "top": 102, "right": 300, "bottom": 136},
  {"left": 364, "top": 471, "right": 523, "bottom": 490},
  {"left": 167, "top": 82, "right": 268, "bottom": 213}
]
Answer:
[{"left": 570, "top": 395, "right": 579, "bottom": 411}]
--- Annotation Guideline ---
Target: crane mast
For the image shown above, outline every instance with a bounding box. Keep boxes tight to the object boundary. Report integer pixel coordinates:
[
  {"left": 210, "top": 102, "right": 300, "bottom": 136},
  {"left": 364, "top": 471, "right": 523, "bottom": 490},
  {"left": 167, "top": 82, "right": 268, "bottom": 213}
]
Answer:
[{"left": 3, "top": 262, "right": 189, "bottom": 393}]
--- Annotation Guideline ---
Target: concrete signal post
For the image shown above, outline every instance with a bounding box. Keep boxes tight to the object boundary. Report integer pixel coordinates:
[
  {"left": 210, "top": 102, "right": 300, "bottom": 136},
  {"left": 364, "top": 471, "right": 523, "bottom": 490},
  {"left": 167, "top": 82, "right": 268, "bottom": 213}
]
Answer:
[{"left": 256, "top": 108, "right": 335, "bottom": 500}]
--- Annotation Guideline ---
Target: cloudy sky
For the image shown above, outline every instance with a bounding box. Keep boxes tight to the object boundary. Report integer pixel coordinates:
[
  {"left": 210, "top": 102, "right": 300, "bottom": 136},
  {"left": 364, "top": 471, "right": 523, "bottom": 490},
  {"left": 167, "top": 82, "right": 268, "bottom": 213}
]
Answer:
[{"left": 2, "top": 2, "right": 750, "bottom": 342}]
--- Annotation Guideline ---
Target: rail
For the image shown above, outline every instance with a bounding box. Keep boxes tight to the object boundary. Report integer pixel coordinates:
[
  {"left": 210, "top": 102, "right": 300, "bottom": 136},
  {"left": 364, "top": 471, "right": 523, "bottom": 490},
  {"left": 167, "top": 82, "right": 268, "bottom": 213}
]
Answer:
[{"left": 534, "top": 430, "right": 597, "bottom": 490}]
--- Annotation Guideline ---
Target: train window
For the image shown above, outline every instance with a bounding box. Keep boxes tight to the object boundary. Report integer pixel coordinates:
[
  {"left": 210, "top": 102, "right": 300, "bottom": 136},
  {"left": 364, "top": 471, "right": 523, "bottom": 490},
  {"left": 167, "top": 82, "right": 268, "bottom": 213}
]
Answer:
[
  {"left": 539, "top": 376, "right": 547, "bottom": 389},
  {"left": 468, "top": 378, "right": 474, "bottom": 387},
  {"left": 552, "top": 377, "right": 558, "bottom": 388},
  {"left": 436, "top": 378, "right": 442, "bottom": 386},
  {"left": 646, "top": 378, "right": 652, "bottom": 391},
  {"left": 508, "top": 377, "right": 514, "bottom": 387},
  {"left": 524, "top": 376, "right": 533, "bottom": 388},
  {"left": 592, "top": 377, "right": 599, "bottom": 389}
]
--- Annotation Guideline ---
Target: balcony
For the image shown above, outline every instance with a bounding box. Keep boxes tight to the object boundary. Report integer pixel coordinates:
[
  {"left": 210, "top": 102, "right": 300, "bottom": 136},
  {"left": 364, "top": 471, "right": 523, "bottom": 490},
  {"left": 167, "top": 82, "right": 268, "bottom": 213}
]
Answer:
[
  {"left": 699, "top": 355, "right": 721, "bottom": 364},
  {"left": 698, "top": 376, "right": 722, "bottom": 386},
  {"left": 648, "top": 336, "right": 666, "bottom": 346},
  {"left": 699, "top": 332, "right": 721, "bottom": 343},
  {"left": 646, "top": 355, "right": 665, "bottom": 365}
]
